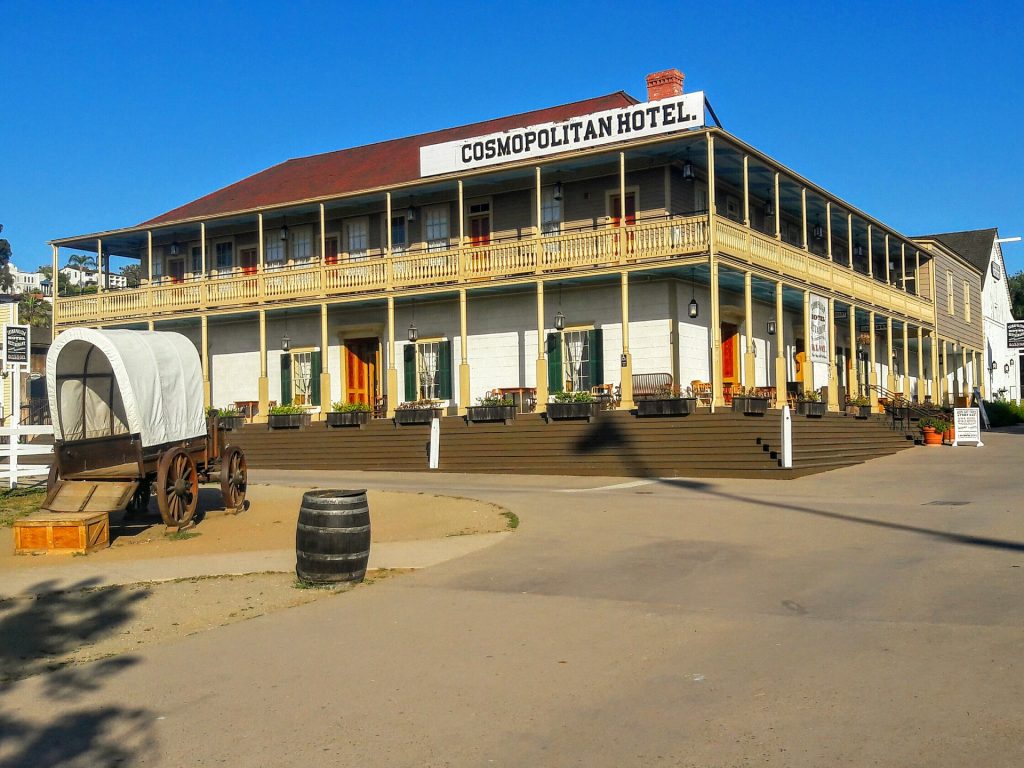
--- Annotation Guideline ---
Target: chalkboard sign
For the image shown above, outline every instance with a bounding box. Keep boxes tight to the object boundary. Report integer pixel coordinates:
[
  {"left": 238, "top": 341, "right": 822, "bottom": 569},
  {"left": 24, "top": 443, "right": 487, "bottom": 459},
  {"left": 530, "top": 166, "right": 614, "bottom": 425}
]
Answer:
[
  {"left": 3, "top": 324, "right": 29, "bottom": 365},
  {"left": 1008, "top": 321, "right": 1024, "bottom": 349}
]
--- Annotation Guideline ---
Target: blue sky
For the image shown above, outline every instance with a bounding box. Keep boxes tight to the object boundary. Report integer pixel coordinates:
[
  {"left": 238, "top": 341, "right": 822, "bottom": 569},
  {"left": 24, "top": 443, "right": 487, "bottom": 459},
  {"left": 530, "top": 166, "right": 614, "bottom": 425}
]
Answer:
[{"left": 2, "top": 0, "right": 1023, "bottom": 274}]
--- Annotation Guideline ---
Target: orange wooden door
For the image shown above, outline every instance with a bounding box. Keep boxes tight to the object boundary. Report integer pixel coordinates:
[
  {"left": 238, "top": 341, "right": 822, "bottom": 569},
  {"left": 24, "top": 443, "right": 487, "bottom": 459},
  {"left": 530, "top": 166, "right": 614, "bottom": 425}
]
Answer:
[
  {"left": 721, "top": 323, "right": 738, "bottom": 383},
  {"left": 609, "top": 193, "right": 637, "bottom": 226},
  {"left": 239, "top": 248, "right": 257, "bottom": 275},
  {"left": 168, "top": 258, "right": 185, "bottom": 283},
  {"left": 324, "top": 236, "right": 339, "bottom": 266},
  {"left": 470, "top": 215, "right": 490, "bottom": 246},
  {"left": 345, "top": 338, "right": 378, "bottom": 405}
]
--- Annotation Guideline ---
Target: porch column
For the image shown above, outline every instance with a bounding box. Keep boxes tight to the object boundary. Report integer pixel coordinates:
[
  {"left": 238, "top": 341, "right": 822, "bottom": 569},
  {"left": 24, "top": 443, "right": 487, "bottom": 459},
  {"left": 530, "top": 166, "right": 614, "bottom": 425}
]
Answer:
[
  {"left": 867, "top": 226, "right": 874, "bottom": 279},
  {"left": 825, "top": 201, "right": 833, "bottom": 260},
  {"left": 930, "top": 333, "right": 939, "bottom": 404},
  {"left": 962, "top": 346, "right": 970, "bottom": 399},
  {"left": 200, "top": 222, "right": 207, "bottom": 276},
  {"left": 939, "top": 338, "right": 949, "bottom": 406},
  {"left": 800, "top": 188, "right": 808, "bottom": 250},
  {"left": 847, "top": 213, "right": 854, "bottom": 268},
  {"left": 743, "top": 272, "right": 755, "bottom": 387},
  {"left": 200, "top": 222, "right": 208, "bottom": 309},
  {"left": 902, "top": 322, "right": 910, "bottom": 397},
  {"left": 774, "top": 281, "right": 786, "bottom": 401},
  {"left": 319, "top": 303, "right": 330, "bottom": 419},
  {"left": 884, "top": 234, "right": 891, "bottom": 285},
  {"left": 868, "top": 311, "right": 878, "bottom": 409},
  {"left": 710, "top": 257, "right": 723, "bottom": 408},
  {"left": 886, "top": 316, "right": 896, "bottom": 394},
  {"left": 917, "top": 326, "right": 924, "bottom": 402},
  {"left": 827, "top": 297, "right": 839, "bottom": 411},
  {"left": 802, "top": 290, "right": 814, "bottom": 392},
  {"left": 706, "top": 137, "right": 716, "bottom": 215},
  {"left": 385, "top": 193, "right": 394, "bottom": 288},
  {"left": 618, "top": 152, "right": 627, "bottom": 265},
  {"left": 533, "top": 167, "right": 543, "bottom": 275},
  {"left": 319, "top": 204, "right": 327, "bottom": 296},
  {"left": 257, "top": 213, "right": 265, "bottom": 301},
  {"left": 535, "top": 281, "right": 548, "bottom": 413},
  {"left": 146, "top": 231, "right": 153, "bottom": 286},
  {"left": 386, "top": 296, "right": 398, "bottom": 417},
  {"left": 51, "top": 244, "right": 60, "bottom": 330},
  {"left": 96, "top": 238, "right": 103, "bottom": 295},
  {"left": 201, "top": 315, "right": 211, "bottom": 409},
  {"left": 848, "top": 305, "right": 858, "bottom": 399},
  {"left": 458, "top": 288, "right": 471, "bottom": 415},
  {"left": 773, "top": 172, "right": 780, "bottom": 239},
  {"left": 458, "top": 180, "right": 466, "bottom": 279},
  {"left": 258, "top": 309, "right": 269, "bottom": 422},
  {"left": 148, "top": 320, "right": 154, "bottom": 331},
  {"left": 620, "top": 272, "right": 634, "bottom": 409},
  {"left": 741, "top": 155, "right": 750, "bottom": 225},
  {"left": 901, "top": 243, "right": 907, "bottom": 291}
]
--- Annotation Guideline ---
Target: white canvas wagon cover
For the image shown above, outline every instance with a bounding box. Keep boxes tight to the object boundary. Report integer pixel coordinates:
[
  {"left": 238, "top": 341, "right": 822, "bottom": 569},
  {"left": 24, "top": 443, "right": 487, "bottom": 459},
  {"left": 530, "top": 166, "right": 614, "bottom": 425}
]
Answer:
[{"left": 46, "top": 328, "right": 206, "bottom": 447}]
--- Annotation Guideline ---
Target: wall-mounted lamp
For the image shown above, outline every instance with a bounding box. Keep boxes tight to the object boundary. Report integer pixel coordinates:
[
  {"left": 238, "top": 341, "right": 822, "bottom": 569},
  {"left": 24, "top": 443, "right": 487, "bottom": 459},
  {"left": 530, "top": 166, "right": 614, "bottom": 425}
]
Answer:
[
  {"left": 1005, "top": 363, "right": 1010, "bottom": 375},
  {"left": 169, "top": 242, "right": 180, "bottom": 256},
  {"left": 407, "top": 322, "right": 418, "bottom": 343},
  {"left": 280, "top": 223, "right": 289, "bottom": 242},
  {"left": 767, "top": 319, "right": 777, "bottom": 336},
  {"left": 407, "top": 204, "right": 417, "bottom": 222},
  {"left": 553, "top": 181, "right": 563, "bottom": 202},
  {"left": 990, "top": 360, "right": 999, "bottom": 371},
  {"left": 681, "top": 151, "right": 695, "bottom": 181},
  {"left": 554, "top": 310, "right": 566, "bottom": 331},
  {"left": 688, "top": 268, "right": 699, "bottom": 319}
]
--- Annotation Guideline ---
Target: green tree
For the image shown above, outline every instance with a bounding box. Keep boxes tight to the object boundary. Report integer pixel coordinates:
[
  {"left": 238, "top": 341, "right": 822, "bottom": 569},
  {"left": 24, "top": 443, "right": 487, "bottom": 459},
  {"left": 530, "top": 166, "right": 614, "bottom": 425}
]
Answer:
[
  {"left": 120, "top": 263, "right": 141, "bottom": 288},
  {"left": 18, "top": 293, "right": 51, "bottom": 327},
  {"left": 0, "top": 224, "right": 13, "bottom": 294},
  {"left": 1009, "top": 270, "right": 1024, "bottom": 320}
]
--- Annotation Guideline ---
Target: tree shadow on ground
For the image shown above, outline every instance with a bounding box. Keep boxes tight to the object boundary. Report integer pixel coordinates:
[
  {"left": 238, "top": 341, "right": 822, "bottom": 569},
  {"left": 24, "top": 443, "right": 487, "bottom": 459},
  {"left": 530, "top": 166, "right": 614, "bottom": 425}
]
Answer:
[
  {"left": 574, "top": 417, "right": 1024, "bottom": 553},
  {"left": 0, "top": 578, "right": 157, "bottom": 766}
]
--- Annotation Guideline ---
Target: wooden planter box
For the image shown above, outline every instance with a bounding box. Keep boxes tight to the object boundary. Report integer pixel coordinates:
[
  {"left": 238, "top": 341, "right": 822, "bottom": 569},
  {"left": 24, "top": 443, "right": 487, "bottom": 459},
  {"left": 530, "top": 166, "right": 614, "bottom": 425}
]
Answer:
[
  {"left": 268, "top": 413, "right": 312, "bottom": 430},
  {"left": 218, "top": 416, "right": 246, "bottom": 431},
  {"left": 394, "top": 408, "right": 442, "bottom": 426},
  {"left": 545, "top": 401, "right": 600, "bottom": 423},
  {"left": 466, "top": 405, "right": 516, "bottom": 425},
  {"left": 636, "top": 397, "right": 697, "bottom": 417},
  {"left": 732, "top": 396, "right": 769, "bottom": 416},
  {"left": 797, "top": 401, "right": 827, "bottom": 417},
  {"left": 326, "top": 411, "right": 371, "bottom": 428}
]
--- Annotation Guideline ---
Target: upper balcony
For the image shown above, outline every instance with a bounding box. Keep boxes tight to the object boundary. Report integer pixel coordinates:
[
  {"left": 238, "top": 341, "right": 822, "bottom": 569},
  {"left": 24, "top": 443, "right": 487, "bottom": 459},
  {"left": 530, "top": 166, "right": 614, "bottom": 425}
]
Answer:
[{"left": 51, "top": 130, "right": 936, "bottom": 327}]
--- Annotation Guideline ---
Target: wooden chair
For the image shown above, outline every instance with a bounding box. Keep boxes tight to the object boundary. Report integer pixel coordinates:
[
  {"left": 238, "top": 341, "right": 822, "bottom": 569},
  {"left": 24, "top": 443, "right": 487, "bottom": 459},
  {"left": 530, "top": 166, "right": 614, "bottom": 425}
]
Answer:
[{"left": 691, "top": 381, "right": 713, "bottom": 406}]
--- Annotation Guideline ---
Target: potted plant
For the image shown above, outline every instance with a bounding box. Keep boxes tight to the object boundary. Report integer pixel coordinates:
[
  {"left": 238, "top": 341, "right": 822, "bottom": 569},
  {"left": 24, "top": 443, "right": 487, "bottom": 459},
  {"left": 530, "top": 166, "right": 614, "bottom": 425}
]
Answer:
[
  {"left": 796, "top": 389, "right": 826, "bottom": 417},
  {"left": 326, "top": 401, "right": 372, "bottom": 428},
  {"left": 731, "top": 386, "right": 769, "bottom": 416},
  {"left": 636, "top": 384, "right": 698, "bottom": 417},
  {"left": 394, "top": 399, "right": 443, "bottom": 426},
  {"left": 919, "top": 416, "right": 945, "bottom": 446},
  {"left": 214, "top": 406, "right": 245, "bottom": 431},
  {"left": 546, "top": 391, "right": 600, "bottom": 422},
  {"left": 268, "top": 402, "right": 312, "bottom": 430},
  {"left": 848, "top": 395, "right": 872, "bottom": 419},
  {"left": 466, "top": 394, "right": 517, "bottom": 425}
]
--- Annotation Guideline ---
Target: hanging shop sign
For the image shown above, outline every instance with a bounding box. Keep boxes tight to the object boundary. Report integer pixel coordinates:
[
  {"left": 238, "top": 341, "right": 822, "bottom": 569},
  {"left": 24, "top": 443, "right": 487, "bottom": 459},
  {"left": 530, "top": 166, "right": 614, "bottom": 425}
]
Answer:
[
  {"left": 808, "top": 294, "right": 830, "bottom": 364},
  {"left": 1007, "top": 321, "right": 1024, "bottom": 349},
  {"left": 3, "top": 324, "right": 29, "bottom": 366},
  {"left": 420, "top": 92, "right": 706, "bottom": 176}
]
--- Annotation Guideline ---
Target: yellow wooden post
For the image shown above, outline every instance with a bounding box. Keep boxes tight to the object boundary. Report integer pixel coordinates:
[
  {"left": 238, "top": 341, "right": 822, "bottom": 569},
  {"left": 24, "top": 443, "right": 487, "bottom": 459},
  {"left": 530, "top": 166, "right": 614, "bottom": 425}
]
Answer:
[
  {"left": 534, "top": 166, "right": 543, "bottom": 275},
  {"left": 847, "top": 213, "right": 854, "bottom": 268},
  {"left": 385, "top": 192, "right": 393, "bottom": 289},
  {"left": 800, "top": 188, "right": 808, "bottom": 250},
  {"left": 319, "top": 303, "right": 330, "bottom": 420},
  {"left": 458, "top": 179, "right": 466, "bottom": 279},
  {"left": 940, "top": 338, "right": 948, "bottom": 406},
  {"left": 319, "top": 203, "right": 327, "bottom": 297},
  {"left": 867, "top": 225, "right": 874, "bottom": 279},
  {"left": 200, "top": 222, "right": 208, "bottom": 309},
  {"left": 902, "top": 322, "right": 910, "bottom": 397},
  {"left": 96, "top": 239, "right": 103, "bottom": 296},
  {"left": 201, "top": 315, "right": 211, "bottom": 409},
  {"left": 825, "top": 201, "right": 833, "bottom": 261},
  {"left": 257, "top": 213, "right": 265, "bottom": 302},
  {"left": 458, "top": 288, "right": 471, "bottom": 415},
  {"left": 802, "top": 289, "right": 813, "bottom": 393},
  {"left": 917, "top": 326, "right": 924, "bottom": 402},
  {"left": 886, "top": 316, "right": 896, "bottom": 394},
  {"left": 900, "top": 243, "right": 907, "bottom": 291},
  {"left": 257, "top": 309, "right": 269, "bottom": 422},
  {"left": 773, "top": 171, "right": 780, "bottom": 239},
  {"left": 51, "top": 244, "right": 60, "bottom": 332},
  {"left": 884, "top": 234, "right": 891, "bottom": 285},
  {"left": 620, "top": 271, "right": 634, "bottom": 409},
  {"left": 775, "top": 280, "right": 787, "bottom": 401},
  {"left": 535, "top": 281, "right": 548, "bottom": 413},
  {"left": 742, "top": 154, "right": 750, "bottom": 226},
  {"left": 827, "top": 297, "right": 839, "bottom": 411},
  {"left": 848, "top": 305, "right": 858, "bottom": 400},
  {"left": 710, "top": 257, "right": 723, "bottom": 409},
  {"left": 618, "top": 151, "right": 627, "bottom": 265},
  {"left": 868, "top": 310, "right": 878, "bottom": 409},
  {"left": 743, "top": 271, "right": 755, "bottom": 388},
  {"left": 386, "top": 295, "right": 397, "bottom": 417}
]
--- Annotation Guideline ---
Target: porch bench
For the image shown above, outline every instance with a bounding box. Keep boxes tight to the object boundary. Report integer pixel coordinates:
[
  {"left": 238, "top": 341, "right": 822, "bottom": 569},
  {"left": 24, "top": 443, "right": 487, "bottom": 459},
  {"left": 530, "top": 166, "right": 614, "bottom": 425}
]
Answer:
[{"left": 632, "top": 372, "right": 673, "bottom": 399}]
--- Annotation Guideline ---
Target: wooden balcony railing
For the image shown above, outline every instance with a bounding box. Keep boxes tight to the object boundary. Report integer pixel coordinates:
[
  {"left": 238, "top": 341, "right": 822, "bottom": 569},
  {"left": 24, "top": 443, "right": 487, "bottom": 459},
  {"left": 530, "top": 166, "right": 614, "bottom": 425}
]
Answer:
[{"left": 57, "top": 215, "right": 712, "bottom": 324}]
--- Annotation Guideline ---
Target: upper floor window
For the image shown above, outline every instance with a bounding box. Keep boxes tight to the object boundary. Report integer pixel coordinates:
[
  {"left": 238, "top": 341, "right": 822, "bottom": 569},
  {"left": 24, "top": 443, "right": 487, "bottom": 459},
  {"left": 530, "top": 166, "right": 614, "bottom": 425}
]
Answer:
[
  {"left": 425, "top": 205, "right": 449, "bottom": 252},
  {"left": 345, "top": 217, "right": 369, "bottom": 260},
  {"left": 541, "top": 187, "right": 562, "bottom": 236},
  {"left": 964, "top": 281, "right": 971, "bottom": 323},
  {"left": 468, "top": 201, "right": 491, "bottom": 247},
  {"left": 946, "top": 271, "right": 954, "bottom": 315},
  {"left": 191, "top": 246, "right": 202, "bottom": 275},
  {"left": 291, "top": 226, "right": 313, "bottom": 262},
  {"left": 266, "top": 233, "right": 285, "bottom": 265},
  {"left": 215, "top": 241, "right": 233, "bottom": 271},
  {"left": 391, "top": 215, "right": 408, "bottom": 253}
]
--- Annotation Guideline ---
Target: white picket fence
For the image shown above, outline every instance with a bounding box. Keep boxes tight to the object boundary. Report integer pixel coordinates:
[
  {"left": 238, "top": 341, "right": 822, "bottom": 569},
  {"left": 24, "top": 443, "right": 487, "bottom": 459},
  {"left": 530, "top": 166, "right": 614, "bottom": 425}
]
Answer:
[{"left": 0, "top": 425, "right": 54, "bottom": 488}]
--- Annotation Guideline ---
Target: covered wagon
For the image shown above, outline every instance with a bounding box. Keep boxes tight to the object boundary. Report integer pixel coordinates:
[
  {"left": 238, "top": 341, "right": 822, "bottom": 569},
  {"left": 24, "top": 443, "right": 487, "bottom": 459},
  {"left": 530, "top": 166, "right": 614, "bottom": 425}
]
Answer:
[{"left": 44, "top": 328, "right": 247, "bottom": 529}]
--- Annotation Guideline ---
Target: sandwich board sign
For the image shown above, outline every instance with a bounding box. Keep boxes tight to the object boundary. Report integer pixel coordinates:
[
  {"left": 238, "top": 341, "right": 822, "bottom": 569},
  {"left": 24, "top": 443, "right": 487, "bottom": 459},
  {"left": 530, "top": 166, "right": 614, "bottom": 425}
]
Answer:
[{"left": 951, "top": 408, "right": 983, "bottom": 448}]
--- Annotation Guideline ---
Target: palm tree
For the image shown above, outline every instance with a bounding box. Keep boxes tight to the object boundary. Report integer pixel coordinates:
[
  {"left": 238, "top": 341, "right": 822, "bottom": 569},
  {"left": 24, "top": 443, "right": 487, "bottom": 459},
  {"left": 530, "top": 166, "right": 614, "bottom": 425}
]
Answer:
[
  {"left": 19, "top": 294, "right": 50, "bottom": 327},
  {"left": 66, "top": 253, "right": 97, "bottom": 294}
]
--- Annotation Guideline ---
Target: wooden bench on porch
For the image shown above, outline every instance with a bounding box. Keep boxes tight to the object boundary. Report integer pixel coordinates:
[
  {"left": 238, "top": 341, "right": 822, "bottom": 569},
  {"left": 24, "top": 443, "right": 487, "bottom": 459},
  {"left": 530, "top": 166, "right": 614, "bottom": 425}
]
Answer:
[{"left": 632, "top": 373, "right": 673, "bottom": 398}]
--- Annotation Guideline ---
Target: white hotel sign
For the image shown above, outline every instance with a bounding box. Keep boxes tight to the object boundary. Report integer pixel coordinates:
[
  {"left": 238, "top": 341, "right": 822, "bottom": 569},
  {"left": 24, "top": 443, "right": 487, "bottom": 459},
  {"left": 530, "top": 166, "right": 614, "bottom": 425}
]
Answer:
[{"left": 420, "top": 92, "right": 706, "bottom": 177}]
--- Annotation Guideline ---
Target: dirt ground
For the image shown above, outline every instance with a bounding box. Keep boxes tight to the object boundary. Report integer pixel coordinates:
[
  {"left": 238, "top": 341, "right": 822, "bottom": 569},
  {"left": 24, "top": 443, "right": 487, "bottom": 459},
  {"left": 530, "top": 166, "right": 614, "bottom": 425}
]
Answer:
[{"left": 0, "top": 485, "right": 509, "bottom": 681}]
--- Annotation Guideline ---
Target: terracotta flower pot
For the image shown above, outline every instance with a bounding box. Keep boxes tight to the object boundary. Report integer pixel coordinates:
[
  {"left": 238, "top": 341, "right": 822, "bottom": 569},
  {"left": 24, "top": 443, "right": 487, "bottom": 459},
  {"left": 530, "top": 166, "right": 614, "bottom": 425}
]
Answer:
[{"left": 922, "top": 427, "right": 942, "bottom": 446}]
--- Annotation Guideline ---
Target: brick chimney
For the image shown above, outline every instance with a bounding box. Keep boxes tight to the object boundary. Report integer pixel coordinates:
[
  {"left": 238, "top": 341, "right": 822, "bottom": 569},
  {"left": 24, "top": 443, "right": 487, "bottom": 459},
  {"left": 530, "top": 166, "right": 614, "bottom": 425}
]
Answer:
[{"left": 646, "top": 69, "right": 685, "bottom": 101}]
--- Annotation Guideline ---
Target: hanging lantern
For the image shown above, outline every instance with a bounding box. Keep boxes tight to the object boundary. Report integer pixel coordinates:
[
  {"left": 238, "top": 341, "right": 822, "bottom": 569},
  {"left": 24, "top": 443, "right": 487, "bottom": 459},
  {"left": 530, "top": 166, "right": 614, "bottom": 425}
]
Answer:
[
  {"left": 281, "top": 334, "right": 291, "bottom": 352},
  {"left": 407, "top": 322, "right": 418, "bottom": 343},
  {"left": 767, "top": 319, "right": 777, "bottom": 335},
  {"left": 688, "top": 268, "right": 699, "bottom": 319},
  {"left": 554, "top": 310, "right": 565, "bottom": 331},
  {"left": 553, "top": 181, "right": 563, "bottom": 202}
]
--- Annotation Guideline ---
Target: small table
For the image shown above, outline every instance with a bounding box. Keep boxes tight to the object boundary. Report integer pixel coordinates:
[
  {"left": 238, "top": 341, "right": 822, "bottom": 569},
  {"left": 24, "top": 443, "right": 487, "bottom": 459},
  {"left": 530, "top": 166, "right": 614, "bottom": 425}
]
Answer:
[
  {"left": 234, "top": 401, "right": 259, "bottom": 422},
  {"left": 497, "top": 387, "right": 537, "bottom": 414}
]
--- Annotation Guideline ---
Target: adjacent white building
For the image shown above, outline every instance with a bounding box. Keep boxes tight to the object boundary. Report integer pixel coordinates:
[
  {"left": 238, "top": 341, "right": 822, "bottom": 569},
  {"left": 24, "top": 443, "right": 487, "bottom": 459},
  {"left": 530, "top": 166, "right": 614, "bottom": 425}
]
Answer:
[{"left": 926, "top": 229, "right": 1018, "bottom": 400}]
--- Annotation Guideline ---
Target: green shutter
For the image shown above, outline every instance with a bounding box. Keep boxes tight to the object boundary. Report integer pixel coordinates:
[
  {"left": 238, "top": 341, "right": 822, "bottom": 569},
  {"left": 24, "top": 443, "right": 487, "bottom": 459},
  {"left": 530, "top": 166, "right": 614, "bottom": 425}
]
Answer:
[
  {"left": 547, "top": 332, "right": 563, "bottom": 393},
  {"left": 588, "top": 328, "right": 604, "bottom": 386},
  {"left": 280, "top": 354, "right": 292, "bottom": 405},
  {"left": 438, "top": 340, "right": 453, "bottom": 400},
  {"left": 403, "top": 344, "right": 416, "bottom": 401},
  {"left": 310, "top": 350, "right": 322, "bottom": 406}
]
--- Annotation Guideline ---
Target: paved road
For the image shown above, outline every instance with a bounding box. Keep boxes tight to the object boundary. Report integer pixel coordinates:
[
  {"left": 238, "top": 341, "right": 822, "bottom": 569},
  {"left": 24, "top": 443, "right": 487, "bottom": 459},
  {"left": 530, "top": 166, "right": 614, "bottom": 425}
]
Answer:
[{"left": 2, "top": 431, "right": 1023, "bottom": 767}]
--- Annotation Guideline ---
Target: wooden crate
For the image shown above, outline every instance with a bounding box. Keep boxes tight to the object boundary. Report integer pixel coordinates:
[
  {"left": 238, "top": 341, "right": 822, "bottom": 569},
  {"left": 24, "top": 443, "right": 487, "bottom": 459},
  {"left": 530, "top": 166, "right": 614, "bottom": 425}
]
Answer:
[{"left": 14, "top": 511, "right": 110, "bottom": 554}]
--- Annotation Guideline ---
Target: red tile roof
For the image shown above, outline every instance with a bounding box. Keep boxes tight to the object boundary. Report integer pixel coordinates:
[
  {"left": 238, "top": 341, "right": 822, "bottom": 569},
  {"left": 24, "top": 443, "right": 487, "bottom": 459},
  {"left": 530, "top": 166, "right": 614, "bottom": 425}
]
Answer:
[{"left": 142, "top": 92, "right": 638, "bottom": 227}]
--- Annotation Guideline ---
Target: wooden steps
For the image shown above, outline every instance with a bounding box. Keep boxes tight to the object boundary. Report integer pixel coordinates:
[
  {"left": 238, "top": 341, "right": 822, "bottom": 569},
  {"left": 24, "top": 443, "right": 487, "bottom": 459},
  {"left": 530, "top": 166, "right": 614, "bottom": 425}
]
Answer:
[{"left": 228, "top": 408, "right": 916, "bottom": 480}]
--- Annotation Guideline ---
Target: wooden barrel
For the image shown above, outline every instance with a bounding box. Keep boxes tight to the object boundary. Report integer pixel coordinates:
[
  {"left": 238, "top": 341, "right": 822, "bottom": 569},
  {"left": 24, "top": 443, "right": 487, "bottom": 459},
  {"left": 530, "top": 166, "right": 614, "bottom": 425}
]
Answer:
[{"left": 295, "top": 489, "right": 371, "bottom": 584}]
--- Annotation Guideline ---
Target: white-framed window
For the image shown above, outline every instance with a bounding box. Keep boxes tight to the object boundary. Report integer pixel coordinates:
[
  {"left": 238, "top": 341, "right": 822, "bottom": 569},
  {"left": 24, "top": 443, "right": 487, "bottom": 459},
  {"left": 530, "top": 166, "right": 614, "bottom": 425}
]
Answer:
[
  {"left": 290, "top": 349, "right": 314, "bottom": 406},
  {"left": 416, "top": 340, "right": 442, "bottom": 400},
  {"left": 696, "top": 187, "right": 708, "bottom": 214},
  {"left": 946, "top": 271, "right": 954, "bottom": 315},
  {"left": 291, "top": 226, "right": 313, "bottom": 263},
  {"left": 215, "top": 241, "right": 234, "bottom": 271},
  {"left": 424, "top": 205, "right": 450, "bottom": 252},
  {"left": 344, "top": 217, "right": 369, "bottom": 260},
  {"left": 541, "top": 186, "right": 562, "bottom": 236},
  {"left": 191, "top": 246, "right": 202, "bottom": 275},
  {"left": 390, "top": 215, "right": 408, "bottom": 253},
  {"left": 152, "top": 257, "right": 163, "bottom": 280},
  {"left": 563, "top": 329, "right": 592, "bottom": 392},
  {"left": 265, "top": 232, "right": 285, "bottom": 265},
  {"left": 964, "top": 281, "right": 971, "bottom": 323}
]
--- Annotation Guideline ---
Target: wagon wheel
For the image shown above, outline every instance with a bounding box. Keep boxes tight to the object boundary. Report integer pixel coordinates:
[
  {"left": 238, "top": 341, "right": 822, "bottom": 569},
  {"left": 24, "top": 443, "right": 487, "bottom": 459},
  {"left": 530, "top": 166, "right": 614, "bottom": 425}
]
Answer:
[
  {"left": 156, "top": 448, "right": 199, "bottom": 528},
  {"left": 125, "top": 480, "right": 151, "bottom": 518},
  {"left": 220, "top": 445, "right": 248, "bottom": 511}
]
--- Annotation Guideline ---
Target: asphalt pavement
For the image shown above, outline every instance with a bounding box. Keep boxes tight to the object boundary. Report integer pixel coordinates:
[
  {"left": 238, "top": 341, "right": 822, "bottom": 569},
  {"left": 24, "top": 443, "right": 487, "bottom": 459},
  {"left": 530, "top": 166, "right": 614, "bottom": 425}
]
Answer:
[{"left": 1, "top": 429, "right": 1022, "bottom": 767}]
